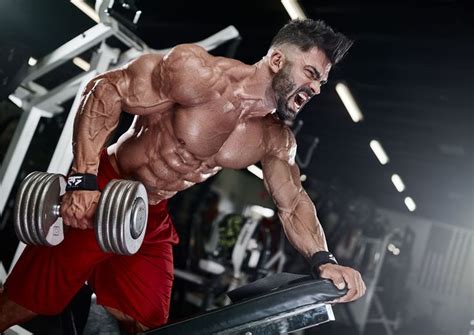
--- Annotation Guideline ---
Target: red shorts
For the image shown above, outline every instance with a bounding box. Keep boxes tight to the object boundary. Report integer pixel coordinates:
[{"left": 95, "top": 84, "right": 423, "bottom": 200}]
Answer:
[{"left": 5, "top": 151, "right": 180, "bottom": 328}]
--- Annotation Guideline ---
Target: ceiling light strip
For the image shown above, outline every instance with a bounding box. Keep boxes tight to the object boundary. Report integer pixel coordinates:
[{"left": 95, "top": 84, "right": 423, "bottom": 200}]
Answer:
[
  {"left": 404, "top": 196, "right": 416, "bottom": 212},
  {"left": 73, "top": 57, "right": 91, "bottom": 71},
  {"left": 70, "top": 0, "right": 100, "bottom": 23},
  {"left": 281, "top": 0, "right": 307, "bottom": 19},
  {"left": 335, "top": 82, "right": 364, "bottom": 122},
  {"left": 391, "top": 174, "right": 405, "bottom": 192},
  {"left": 247, "top": 165, "right": 263, "bottom": 179},
  {"left": 370, "top": 140, "right": 389, "bottom": 165},
  {"left": 28, "top": 57, "right": 37, "bottom": 66}
]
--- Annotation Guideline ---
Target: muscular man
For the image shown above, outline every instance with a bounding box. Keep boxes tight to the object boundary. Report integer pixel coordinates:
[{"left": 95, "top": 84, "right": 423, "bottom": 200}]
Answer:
[{"left": 0, "top": 19, "right": 365, "bottom": 332}]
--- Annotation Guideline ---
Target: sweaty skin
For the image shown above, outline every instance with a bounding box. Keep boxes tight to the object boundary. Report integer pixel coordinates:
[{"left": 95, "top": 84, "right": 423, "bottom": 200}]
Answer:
[
  {"left": 0, "top": 44, "right": 365, "bottom": 333},
  {"left": 61, "top": 43, "right": 365, "bottom": 306}
]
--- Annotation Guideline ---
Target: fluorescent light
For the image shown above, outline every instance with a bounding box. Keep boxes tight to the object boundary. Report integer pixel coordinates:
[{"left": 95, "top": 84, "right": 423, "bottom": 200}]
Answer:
[
  {"left": 281, "top": 0, "right": 307, "bottom": 19},
  {"left": 70, "top": 0, "right": 100, "bottom": 23},
  {"left": 370, "top": 140, "right": 389, "bottom": 165},
  {"left": 250, "top": 205, "right": 275, "bottom": 218},
  {"left": 387, "top": 243, "right": 400, "bottom": 255},
  {"left": 73, "top": 57, "right": 91, "bottom": 71},
  {"left": 8, "top": 95, "right": 22, "bottom": 108},
  {"left": 404, "top": 196, "right": 416, "bottom": 212},
  {"left": 28, "top": 57, "right": 37, "bottom": 66},
  {"left": 247, "top": 165, "right": 263, "bottom": 179},
  {"left": 335, "top": 82, "right": 364, "bottom": 122},
  {"left": 391, "top": 174, "right": 405, "bottom": 192}
]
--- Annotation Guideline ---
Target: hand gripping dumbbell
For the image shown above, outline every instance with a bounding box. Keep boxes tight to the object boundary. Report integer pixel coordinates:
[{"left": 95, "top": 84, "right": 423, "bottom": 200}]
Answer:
[{"left": 14, "top": 171, "right": 148, "bottom": 255}]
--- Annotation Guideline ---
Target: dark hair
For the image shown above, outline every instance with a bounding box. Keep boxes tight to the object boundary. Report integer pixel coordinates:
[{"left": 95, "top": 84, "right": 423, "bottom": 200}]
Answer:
[{"left": 270, "top": 19, "right": 353, "bottom": 64}]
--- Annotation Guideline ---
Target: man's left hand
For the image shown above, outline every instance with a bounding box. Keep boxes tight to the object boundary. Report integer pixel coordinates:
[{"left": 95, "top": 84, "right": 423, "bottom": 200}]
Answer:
[{"left": 318, "top": 263, "right": 366, "bottom": 303}]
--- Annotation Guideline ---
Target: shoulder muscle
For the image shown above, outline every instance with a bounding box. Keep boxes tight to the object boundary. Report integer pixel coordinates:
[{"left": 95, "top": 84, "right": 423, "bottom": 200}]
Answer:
[
  {"left": 160, "top": 44, "right": 220, "bottom": 104},
  {"left": 264, "top": 118, "right": 297, "bottom": 165}
]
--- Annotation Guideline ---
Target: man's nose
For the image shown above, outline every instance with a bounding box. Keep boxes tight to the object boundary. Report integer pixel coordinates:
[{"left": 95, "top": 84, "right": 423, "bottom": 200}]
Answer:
[{"left": 309, "top": 82, "right": 320, "bottom": 95}]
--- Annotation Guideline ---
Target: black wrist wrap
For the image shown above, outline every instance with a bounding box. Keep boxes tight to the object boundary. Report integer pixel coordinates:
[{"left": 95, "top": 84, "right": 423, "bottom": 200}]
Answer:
[
  {"left": 66, "top": 173, "right": 98, "bottom": 191},
  {"left": 310, "top": 251, "right": 338, "bottom": 278}
]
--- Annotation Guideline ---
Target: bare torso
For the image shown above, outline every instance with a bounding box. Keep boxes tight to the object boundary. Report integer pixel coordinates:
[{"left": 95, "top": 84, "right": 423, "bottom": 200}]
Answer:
[
  {"left": 60, "top": 34, "right": 366, "bottom": 306},
  {"left": 106, "top": 47, "right": 290, "bottom": 204}
]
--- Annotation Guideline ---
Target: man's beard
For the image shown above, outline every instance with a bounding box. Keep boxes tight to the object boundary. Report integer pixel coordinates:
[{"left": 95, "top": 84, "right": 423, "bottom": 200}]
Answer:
[{"left": 272, "top": 63, "right": 297, "bottom": 122}]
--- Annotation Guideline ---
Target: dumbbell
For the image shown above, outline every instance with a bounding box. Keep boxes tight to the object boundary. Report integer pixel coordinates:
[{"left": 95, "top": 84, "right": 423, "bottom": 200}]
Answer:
[{"left": 14, "top": 171, "right": 148, "bottom": 255}]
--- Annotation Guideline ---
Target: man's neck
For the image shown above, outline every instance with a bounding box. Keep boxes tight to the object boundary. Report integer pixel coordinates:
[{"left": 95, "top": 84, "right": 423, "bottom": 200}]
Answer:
[{"left": 238, "top": 58, "right": 277, "bottom": 119}]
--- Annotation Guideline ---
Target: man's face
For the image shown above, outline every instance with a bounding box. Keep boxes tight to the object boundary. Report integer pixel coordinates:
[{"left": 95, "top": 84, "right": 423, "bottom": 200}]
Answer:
[{"left": 272, "top": 47, "right": 332, "bottom": 122}]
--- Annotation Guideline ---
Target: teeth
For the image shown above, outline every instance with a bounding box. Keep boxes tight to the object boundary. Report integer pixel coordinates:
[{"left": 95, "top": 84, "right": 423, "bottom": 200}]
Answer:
[
  {"left": 294, "top": 97, "right": 301, "bottom": 110},
  {"left": 297, "top": 92, "right": 308, "bottom": 102},
  {"left": 294, "top": 92, "right": 308, "bottom": 111}
]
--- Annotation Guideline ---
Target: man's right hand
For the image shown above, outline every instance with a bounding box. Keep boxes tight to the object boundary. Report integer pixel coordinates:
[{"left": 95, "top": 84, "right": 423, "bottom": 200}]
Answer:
[{"left": 60, "top": 191, "right": 101, "bottom": 230}]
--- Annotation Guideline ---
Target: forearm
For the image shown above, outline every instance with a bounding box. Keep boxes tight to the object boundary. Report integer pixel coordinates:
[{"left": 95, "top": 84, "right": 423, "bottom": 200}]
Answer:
[
  {"left": 72, "top": 77, "right": 123, "bottom": 174},
  {"left": 278, "top": 190, "right": 328, "bottom": 260}
]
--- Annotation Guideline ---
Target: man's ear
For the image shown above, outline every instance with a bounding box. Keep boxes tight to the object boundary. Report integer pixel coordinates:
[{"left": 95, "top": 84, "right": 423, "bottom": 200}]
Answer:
[{"left": 269, "top": 49, "right": 286, "bottom": 74}]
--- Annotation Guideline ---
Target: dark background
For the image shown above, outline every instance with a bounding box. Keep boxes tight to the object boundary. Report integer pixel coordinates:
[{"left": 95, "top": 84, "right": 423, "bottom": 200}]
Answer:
[
  {"left": 0, "top": 1, "right": 473, "bottom": 334},
  {"left": 1, "top": 0, "right": 472, "bottom": 228}
]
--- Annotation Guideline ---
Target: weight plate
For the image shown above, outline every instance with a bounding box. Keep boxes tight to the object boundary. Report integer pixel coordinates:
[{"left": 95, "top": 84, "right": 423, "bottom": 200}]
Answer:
[
  {"left": 20, "top": 172, "right": 44, "bottom": 245},
  {"left": 36, "top": 174, "right": 65, "bottom": 246},
  {"left": 14, "top": 171, "right": 43, "bottom": 244},
  {"left": 13, "top": 171, "right": 35, "bottom": 244},
  {"left": 28, "top": 173, "right": 52, "bottom": 245},
  {"left": 95, "top": 179, "right": 115, "bottom": 253},
  {"left": 116, "top": 181, "right": 134, "bottom": 255},
  {"left": 128, "top": 181, "right": 148, "bottom": 253},
  {"left": 31, "top": 173, "right": 55, "bottom": 245},
  {"left": 115, "top": 181, "right": 130, "bottom": 254},
  {"left": 95, "top": 179, "right": 148, "bottom": 255},
  {"left": 130, "top": 197, "right": 146, "bottom": 239},
  {"left": 120, "top": 180, "right": 148, "bottom": 255},
  {"left": 109, "top": 180, "right": 127, "bottom": 254},
  {"left": 96, "top": 179, "right": 123, "bottom": 253}
]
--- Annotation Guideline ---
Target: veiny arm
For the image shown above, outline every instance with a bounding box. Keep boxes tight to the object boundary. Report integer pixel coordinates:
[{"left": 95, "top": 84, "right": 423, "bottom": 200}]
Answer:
[
  {"left": 261, "top": 134, "right": 328, "bottom": 259},
  {"left": 72, "top": 53, "right": 162, "bottom": 175},
  {"left": 64, "top": 56, "right": 155, "bottom": 229},
  {"left": 71, "top": 70, "right": 126, "bottom": 175},
  {"left": 261, "top": 126, "right": 366, "bottom": 302}
]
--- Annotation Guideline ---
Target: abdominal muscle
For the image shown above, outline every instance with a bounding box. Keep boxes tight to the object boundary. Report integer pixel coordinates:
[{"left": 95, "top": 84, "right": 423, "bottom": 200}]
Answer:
[{"left": 108, "top": 114, "right": 224, "bottom": 205}]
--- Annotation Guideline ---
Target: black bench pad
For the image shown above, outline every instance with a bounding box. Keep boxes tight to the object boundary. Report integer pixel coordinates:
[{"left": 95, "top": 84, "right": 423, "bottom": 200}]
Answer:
[{"left": 146, "top": 273, "right": 346, "bottom": 335}]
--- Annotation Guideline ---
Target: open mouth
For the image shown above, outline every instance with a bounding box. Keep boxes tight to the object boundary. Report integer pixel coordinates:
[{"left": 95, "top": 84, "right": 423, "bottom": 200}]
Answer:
[{"left": 293, "top": 90, "right": 312, "bottom": 112}]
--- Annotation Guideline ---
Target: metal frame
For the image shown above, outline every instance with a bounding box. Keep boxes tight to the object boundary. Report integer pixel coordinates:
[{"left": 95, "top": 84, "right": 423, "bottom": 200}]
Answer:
[
  {"left": 0, "top": 23, "right": 115, "bottom": 215},
  {"left": 346, "top": 230, "right": 400, "bottom": 335}
]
